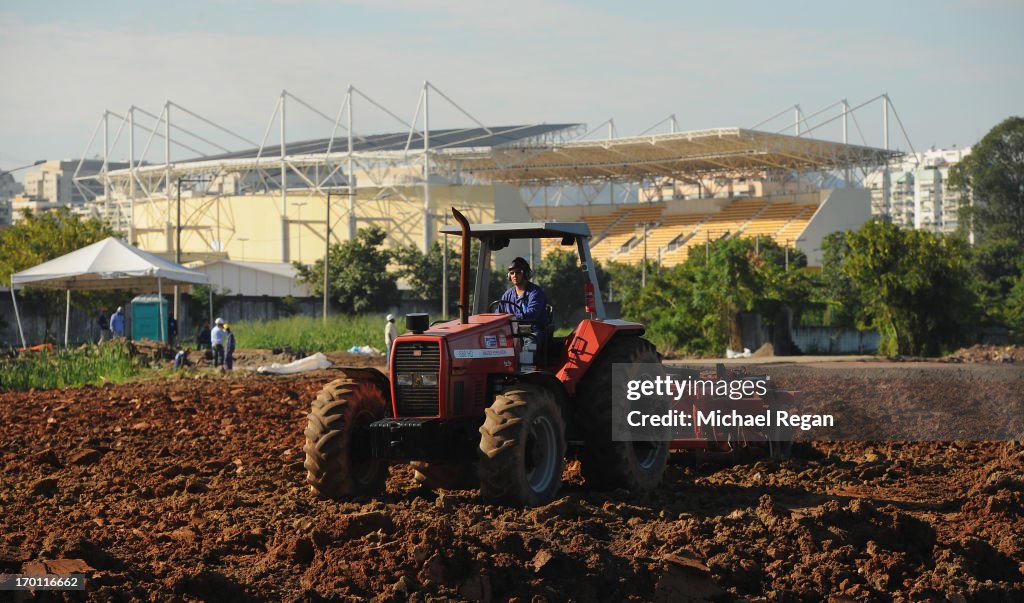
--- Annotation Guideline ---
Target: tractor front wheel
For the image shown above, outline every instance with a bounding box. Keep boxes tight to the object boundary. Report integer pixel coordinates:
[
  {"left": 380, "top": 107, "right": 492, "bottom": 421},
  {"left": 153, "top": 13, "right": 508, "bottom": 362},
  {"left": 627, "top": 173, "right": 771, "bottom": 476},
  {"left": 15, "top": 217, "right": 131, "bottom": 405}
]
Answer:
[
  {"left": 303, "top": 378, "right": 388, "bottom": 499},
  {"left": 478, "top": 384, "right": 566, "bottom": 506}
]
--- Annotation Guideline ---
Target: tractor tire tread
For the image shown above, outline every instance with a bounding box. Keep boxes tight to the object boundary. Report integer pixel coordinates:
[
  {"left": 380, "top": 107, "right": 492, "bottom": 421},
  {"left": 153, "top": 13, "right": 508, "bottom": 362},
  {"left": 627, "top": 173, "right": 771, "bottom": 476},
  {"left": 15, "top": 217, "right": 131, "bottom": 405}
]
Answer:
[
  {"left": 478, "top": 384, "right": 565, "bottom": 506},
  {"left": 575, "top": 336, "right": 669, "bottom": 492},
  {"left": 303, "top": 377, "right": 388, "bottom": 499}
]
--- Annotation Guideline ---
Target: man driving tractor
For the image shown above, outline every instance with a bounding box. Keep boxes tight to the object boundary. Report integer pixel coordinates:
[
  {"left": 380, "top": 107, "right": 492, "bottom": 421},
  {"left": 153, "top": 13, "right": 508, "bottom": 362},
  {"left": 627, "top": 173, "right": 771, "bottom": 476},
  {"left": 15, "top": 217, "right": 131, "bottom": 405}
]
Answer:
[{"left": 499, "top": 256, "right": 549, "bottom": 332}]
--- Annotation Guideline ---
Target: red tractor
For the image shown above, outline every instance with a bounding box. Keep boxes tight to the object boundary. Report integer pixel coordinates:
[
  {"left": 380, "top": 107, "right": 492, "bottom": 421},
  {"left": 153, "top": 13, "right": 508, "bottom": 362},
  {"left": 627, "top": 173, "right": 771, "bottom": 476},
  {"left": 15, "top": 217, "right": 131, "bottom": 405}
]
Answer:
[{"left": 303, "top": 208, "right": 668, "bottom": 506}]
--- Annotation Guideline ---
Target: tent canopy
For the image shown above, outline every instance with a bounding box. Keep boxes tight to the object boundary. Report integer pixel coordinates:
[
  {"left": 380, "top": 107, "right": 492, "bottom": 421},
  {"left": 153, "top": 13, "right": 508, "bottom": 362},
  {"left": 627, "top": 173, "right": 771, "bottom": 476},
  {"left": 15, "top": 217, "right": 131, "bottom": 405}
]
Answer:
[{"left": 11, "top": 237, "right": 208, "bottom": 291}]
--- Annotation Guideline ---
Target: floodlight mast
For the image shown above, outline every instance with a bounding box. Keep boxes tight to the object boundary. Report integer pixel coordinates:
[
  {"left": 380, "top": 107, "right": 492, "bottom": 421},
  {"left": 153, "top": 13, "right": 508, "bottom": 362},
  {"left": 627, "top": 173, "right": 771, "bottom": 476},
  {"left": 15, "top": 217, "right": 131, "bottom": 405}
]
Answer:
[
  {"left": 0, "top": 159, "right": 46, "bottom": 176},
  {"left": 324, "top": 191, "right": 330, "bottom": 323},
  {"left": 176, "top": 176, "right": 209, "bottom": 335}
]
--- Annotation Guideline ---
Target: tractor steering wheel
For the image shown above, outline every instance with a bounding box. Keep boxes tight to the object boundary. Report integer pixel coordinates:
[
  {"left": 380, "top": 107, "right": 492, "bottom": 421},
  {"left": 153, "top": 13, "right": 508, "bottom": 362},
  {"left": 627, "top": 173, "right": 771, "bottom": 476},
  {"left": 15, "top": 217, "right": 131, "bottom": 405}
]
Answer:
[{"left": 489, "top": 299, "right": 525, "bottom": 314}]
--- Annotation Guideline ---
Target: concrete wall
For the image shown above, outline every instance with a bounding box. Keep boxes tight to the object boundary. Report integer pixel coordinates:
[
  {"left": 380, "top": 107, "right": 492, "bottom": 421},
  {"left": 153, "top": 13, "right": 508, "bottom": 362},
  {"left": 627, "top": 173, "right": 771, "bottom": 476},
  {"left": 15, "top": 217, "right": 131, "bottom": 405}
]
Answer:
[
  {"left": 131, "top": 184, "right": 519, "bottom": 265},
  {"left": 1, "top": 294, "right": 97, "bottom": 347},
  {"left": 796, "top": 188, "right": 871, "bottom": 266},
  {"left": 0, "top": 292, "right": 319, "bottom": 349}
]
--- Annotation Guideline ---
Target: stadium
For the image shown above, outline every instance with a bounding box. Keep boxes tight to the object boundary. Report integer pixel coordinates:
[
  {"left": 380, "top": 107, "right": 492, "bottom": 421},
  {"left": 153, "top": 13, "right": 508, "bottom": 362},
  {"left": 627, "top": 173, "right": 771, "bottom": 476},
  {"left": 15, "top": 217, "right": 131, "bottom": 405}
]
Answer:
[{"left": 73, "top": 85, "right": 900, "bottom": 290}]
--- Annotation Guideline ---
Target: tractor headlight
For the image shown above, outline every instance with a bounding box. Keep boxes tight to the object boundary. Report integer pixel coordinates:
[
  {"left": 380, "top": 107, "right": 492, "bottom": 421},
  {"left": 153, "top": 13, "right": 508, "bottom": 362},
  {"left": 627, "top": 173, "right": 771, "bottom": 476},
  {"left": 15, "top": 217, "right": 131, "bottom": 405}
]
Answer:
[{"left": 395, "top": 373, "right": 437, "bottom": 387}]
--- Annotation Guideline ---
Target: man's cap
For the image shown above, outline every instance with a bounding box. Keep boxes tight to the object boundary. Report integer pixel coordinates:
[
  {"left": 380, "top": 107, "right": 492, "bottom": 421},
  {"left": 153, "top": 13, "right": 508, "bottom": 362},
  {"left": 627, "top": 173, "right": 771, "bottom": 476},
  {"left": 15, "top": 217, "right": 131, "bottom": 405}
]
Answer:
[
  {"left": 116, "top": 306, "right": 123, "bottom": 312},
  {"left": 224, "top": 323, "right": 231, "bottom": 329},
  {"left": 215, "top": 317, "right": 224, "bottom": 325},
  {"left": 386, "top": 314, "right": 395, "bottom": 321},
  {"left": 507, "top": 257, "right": 530, "bottom": 272}
]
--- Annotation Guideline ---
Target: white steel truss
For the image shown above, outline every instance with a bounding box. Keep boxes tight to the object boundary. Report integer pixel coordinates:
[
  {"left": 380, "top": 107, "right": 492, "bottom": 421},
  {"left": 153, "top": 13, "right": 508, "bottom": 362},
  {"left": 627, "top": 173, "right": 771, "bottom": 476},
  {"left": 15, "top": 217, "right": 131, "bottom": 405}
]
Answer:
[{"left": 73, "top": 85, "right": 904, "bottom": 261}]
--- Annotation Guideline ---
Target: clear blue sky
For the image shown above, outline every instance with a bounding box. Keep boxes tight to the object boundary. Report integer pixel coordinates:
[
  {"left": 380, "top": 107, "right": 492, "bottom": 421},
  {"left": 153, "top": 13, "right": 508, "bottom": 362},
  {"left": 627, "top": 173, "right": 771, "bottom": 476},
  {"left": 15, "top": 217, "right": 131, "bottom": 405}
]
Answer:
[{"left": 1, "top": 0, "right": 1021, "bottom": 175}]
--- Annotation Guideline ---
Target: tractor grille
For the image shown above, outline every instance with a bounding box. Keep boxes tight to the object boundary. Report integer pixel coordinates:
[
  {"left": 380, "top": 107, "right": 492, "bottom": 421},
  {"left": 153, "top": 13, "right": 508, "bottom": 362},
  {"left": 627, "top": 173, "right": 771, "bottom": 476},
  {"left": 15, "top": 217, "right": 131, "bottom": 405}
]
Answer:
[{"left": 393, "top": 341, "right": 441, "bottom": 417}]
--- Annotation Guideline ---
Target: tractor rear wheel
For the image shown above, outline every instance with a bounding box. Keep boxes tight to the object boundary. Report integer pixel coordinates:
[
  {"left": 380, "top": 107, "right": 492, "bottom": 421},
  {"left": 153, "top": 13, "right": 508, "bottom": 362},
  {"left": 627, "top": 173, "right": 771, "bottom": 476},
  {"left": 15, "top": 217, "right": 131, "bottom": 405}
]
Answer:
[
  {"left": 478, "top": 384, "right": 565, "bottom": 506},
  {"left": 576, "top": 336, "right": 669, "bottom": 493},
  {"left": 410, "top": 461, "right": 478, "bottom": 490},
  {"left": 303, "top": 378, "right": 388, "bottom": 499}
]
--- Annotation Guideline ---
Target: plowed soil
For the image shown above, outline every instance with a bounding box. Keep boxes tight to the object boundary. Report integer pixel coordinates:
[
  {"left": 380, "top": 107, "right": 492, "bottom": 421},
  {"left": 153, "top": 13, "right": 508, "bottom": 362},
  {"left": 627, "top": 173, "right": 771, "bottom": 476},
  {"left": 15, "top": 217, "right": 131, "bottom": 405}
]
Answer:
[{"left": 1, "top": 359, "right": 1022, "bottom": 601}]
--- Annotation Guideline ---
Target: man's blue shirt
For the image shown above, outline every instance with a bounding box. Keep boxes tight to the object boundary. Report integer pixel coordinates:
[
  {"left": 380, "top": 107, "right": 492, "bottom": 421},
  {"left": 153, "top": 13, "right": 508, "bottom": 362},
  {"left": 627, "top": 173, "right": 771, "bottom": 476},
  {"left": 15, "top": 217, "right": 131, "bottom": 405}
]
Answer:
[
  {"left": 110, "top": 312, "right": 125, "bottom": 336},
  {"left": 500, "top": 282, "right": 548, "bottom": 327}
]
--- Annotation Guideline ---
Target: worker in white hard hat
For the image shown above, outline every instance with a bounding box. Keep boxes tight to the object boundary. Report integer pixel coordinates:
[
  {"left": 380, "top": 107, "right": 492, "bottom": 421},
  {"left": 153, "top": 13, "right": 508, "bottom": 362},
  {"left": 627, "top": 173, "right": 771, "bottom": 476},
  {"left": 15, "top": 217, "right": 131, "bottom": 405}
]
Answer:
[
  {"left": 210, "top": 317, "right": 227, "bottom": 369},
  {"left": 384, "top": 314, "right": 397, "bottom": 368}
]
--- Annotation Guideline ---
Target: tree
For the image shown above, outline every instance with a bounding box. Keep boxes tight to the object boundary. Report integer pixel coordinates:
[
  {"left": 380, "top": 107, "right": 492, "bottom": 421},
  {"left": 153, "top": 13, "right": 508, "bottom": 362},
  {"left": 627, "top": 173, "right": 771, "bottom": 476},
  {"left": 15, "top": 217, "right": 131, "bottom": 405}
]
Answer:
[
  {"left": 533, "top": 249, "right": 608, "bottom": 328},
  {"left": 621, "top": 237, "right": 807, "bottom": 355},
  {"left": 691, "top": 238, "right": 765, "bottom": 350},
  {"left": 622, "top": 263, "right": 708, "bottom": 354},
  {"left": 967, "top": 236, "right": 1023, "bottom": 326},
  {"left": 831, "top": 220, "right": 977, "bottom": 356},
  {"left": 753, "top": 241, "right": 817, "bottom": 346},
  {"left": 1004, "top": 272, "right": 1024, "bottom": 341},
  {"left": 294, "top": 225, "right": 397, "bottom": 314},
  {"left": 603, "top": 261, "right": 644, "bottom": 304},
  {"left": 950, "top": 116, "right": 1024, "bottom": 249},
  {"left": 394, "top": 240, "right": 461, "bottom": 308},
  {"left": 393, "top": 238, "right": 505, "bottom": 316},
  {"left": 819, "top": 232, "right": 865, "bottom": 328},
  {"left": 0, "top": 208, "right": 118, "bottom": 341}
]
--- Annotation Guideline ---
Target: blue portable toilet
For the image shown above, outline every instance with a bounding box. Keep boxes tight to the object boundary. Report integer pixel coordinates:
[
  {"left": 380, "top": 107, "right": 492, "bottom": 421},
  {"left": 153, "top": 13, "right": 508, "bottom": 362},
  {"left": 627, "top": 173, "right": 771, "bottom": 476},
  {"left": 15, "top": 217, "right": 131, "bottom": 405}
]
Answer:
[{"left": 130, "top": 294, "right": 168, "bottom": 342}]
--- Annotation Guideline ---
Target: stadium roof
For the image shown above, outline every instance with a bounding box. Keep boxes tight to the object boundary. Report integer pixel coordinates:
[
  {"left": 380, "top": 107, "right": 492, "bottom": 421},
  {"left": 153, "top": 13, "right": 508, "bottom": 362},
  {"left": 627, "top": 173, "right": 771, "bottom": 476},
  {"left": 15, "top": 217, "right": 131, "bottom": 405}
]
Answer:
[
  {"left": 100, "top": 124, "right": 899, "bottom": 187},
  {"left": 440, "top": 127, "right": 900, "bottom": 185},
  {"left": 196, "top": 124, "right": 581, "bottom": 161}
]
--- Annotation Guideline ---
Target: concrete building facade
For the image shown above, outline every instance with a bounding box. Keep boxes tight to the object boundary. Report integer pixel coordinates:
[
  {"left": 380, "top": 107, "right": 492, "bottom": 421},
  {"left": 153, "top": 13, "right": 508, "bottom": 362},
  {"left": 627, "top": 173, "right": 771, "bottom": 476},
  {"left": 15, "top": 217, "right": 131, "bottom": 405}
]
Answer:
[
  {"left": 12, "top": 160, "right": 129, "bottom": 220},
  {"left": 865, "top": 146, "right": 971, "bottom": 233},
  {"left": 0, "top": 173, "right": 23, "bottom": 227}
]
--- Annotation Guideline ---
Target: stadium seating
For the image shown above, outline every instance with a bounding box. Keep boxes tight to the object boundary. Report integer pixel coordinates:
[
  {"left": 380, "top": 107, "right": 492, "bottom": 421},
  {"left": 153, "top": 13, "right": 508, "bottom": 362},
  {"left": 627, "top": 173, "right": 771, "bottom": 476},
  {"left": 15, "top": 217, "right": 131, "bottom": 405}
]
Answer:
[
  {"left": 588, "top": 204, "right": 666, "bottom": 262},
  {"left": 774, "top": 205, "right": 816, "bottom": 245},
  {"left": 534, "top": 197, "right": 819, "bottom": 267}
]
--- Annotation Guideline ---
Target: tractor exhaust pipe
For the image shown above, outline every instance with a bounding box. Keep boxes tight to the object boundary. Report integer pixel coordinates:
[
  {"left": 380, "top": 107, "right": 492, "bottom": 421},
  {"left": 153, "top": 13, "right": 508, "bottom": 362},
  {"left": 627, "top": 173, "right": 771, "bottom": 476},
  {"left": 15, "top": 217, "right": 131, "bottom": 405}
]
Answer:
[{"left": 452, "top": 207, "right": 471, "bottom": 324}]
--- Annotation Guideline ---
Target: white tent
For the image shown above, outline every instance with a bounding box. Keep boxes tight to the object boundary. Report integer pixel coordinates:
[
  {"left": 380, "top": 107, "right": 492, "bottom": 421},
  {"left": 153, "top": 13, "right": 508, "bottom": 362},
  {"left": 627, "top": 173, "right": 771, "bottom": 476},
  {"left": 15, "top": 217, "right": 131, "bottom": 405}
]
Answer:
[{"left": 9, "top": 237, "right": 209, "bottom": 348}]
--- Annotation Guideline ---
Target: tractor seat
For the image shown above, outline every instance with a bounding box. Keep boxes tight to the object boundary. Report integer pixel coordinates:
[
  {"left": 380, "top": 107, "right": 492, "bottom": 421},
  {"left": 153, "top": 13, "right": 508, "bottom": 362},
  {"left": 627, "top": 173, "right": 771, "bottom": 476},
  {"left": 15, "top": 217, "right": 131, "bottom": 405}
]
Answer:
[{"left": 535, "top": 304, "right": 556, "bottom": 366}]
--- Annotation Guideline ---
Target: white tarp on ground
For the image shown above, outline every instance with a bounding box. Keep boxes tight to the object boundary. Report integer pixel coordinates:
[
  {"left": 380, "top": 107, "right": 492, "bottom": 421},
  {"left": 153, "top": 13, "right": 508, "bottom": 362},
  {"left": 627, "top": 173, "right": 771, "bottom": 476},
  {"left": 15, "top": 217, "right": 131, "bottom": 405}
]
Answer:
[{"left": 257, "top": 352, "right": 332, "bottom": 375}]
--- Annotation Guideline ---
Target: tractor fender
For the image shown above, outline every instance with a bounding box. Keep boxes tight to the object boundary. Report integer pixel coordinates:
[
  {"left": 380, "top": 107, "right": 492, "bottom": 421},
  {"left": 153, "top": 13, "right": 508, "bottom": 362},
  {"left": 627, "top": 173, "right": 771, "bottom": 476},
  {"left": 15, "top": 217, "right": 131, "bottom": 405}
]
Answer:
[
  {"left": 515, "top": 371, "right": 571, "bottom": 420},
  {"left": 556, "top": 320, "right": 646, "bottom": 396},
  {"left": 330, "top": 366, "right": 391, "bottom": 407}
]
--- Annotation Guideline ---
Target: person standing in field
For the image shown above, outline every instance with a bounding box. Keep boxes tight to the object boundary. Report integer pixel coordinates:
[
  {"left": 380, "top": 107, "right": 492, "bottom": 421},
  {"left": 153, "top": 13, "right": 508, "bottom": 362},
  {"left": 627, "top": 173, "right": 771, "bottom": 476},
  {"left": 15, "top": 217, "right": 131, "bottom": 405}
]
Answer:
[
  {"left": 168, "top": 314, "right": 178, "bottom": 346},
  {"left": 111, "top": 306, "right": 126, "bottom": 338},
  {"left": 224, "top": 323, "right": 236, "bottom": 371},
  {"left": 97, "top": 307, "right": 111, "bottom": 342},
  {"left": 211, "top": 317, "right": 227, "bottom": 368},
  {"left": 196, "top": 319, "right": 211, "bottom": 350},
  {"left": 384, "top": 314, "right": 397, "bottom": 368}
]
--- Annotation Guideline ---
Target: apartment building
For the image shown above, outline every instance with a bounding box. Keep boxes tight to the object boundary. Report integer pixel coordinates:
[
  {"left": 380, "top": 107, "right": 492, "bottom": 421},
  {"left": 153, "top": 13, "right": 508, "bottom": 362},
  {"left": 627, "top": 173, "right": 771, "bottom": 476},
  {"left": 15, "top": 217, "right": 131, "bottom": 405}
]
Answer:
[
  {"left": 11, "top": 159, "right": 128, "bottom": 221},
  {"left": 0, "top": 172, "right": 23, "bottom": 226},
  {"left": 865, "top": 146, "right": 971, "bottom": 233}
]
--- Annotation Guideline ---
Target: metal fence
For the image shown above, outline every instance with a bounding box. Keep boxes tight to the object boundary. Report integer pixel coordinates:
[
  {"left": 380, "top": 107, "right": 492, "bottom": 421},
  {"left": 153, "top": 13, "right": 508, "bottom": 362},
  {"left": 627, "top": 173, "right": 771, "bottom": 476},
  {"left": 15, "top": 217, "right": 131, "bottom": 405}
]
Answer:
[{"left": 790, "top": 326, "right": 880, "bottom": 355}]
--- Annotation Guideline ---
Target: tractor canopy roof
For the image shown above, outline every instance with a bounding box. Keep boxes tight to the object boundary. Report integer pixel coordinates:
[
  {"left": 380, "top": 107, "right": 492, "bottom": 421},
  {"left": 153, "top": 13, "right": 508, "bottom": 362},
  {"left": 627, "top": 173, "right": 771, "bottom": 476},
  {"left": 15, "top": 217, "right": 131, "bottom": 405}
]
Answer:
[{"left": 438, "top": 221, "right": 591, "bottom": 240}]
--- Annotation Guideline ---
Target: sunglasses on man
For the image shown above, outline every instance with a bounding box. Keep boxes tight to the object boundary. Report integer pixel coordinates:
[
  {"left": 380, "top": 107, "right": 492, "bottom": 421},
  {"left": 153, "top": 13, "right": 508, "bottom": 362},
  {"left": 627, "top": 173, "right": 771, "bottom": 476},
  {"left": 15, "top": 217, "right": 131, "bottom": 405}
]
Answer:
[{"left": 508, "top": 269, "right": 525, "bottom": 276}]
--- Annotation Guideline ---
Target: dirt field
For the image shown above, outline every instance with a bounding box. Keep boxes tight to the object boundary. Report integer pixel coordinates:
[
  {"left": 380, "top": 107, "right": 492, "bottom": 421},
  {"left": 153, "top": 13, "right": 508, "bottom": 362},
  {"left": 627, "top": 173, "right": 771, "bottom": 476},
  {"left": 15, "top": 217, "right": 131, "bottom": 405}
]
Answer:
[{"left": 1, "top": 356, "right": 1022, "bottom": 601}]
